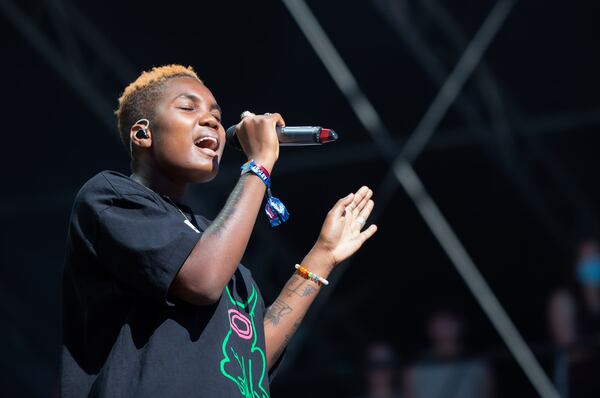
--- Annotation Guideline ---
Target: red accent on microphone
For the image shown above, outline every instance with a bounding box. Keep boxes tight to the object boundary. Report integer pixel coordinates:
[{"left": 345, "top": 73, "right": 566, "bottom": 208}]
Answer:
[{"left": 319, "top": 128, "right": 337, "bottom": 143}]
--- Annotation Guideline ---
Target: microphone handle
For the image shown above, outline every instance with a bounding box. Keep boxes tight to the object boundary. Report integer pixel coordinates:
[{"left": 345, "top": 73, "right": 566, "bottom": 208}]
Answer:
[
  {"left": 226, "top": 125, "right": 337, "bottom": 150},
  {"left": 276, "top": 126, "right": 322, "bottom": 146}
]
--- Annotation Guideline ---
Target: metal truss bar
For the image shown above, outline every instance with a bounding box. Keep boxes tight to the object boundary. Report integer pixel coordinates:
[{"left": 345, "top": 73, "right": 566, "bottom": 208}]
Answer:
[
  {"left": 378, "top": 0, "right": 598, "bottom": 250},
  {"left": 1, "top": 0, "right": 292, "bottom": 294},
  {"left": 372, "top": 0, "right": 575, "bottom": 253},
  {"left": 0, "top": 0, "right": 116, "bottom": 133},
  {"left": 394, "top": 162, "right": 560, "bottom": 398},
  {"left": 282, "top": 1, "right": 560, "bottom": 397},
  {"left": 271, "top": 106, "right": 600, "bottom": 177},
  {"left": 46, "top": 0, "right": 84, "bottom": 66},
  {"left": 281, "top": 0, "right": 397, "bottom": 160},
  {"left": 396, "top": 0, "right": 514, "bottom": 164},
  {"left": 66, "top": 0, "right": 137, "bottom": 83}
]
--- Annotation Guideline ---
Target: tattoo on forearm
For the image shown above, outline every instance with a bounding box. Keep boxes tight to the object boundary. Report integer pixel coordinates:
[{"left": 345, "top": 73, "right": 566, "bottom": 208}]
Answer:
[
  {"left": 271, "top": 320, "right": 301, "bottom": 363},
  {"left": 265, "top": 298, "right": 292, "bottom": 326},
  {"left": 205, "top": 174, "right": 248, "bottom": 237},
  {"left": 271, "top": 335, "right": 289, "bottom": 363},
  {"left": 285, "top": 275, "right": 317, "bottom": 298}
]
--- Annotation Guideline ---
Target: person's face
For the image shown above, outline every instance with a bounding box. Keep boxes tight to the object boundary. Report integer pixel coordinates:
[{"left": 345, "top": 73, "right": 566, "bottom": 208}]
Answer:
[
  {"left": 150, "top": 76, "right": 225, "bottom": 183},
  {"left": 428, "top": 313, "right": 462, "bottom": 346},
  {"left": 575, "top": 240, "right": 600, "bottom": 289}
]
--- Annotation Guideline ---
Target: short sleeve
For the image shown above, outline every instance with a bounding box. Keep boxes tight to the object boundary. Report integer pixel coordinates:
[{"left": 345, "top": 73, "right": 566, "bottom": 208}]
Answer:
[{"left": 95, "top": 193, "right": 201, "bottom": 304}]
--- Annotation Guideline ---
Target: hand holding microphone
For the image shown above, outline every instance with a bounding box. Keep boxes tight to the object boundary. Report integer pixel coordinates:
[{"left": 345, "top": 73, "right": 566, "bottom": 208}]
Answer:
[
  {"left": 231, "top": 111, "right": 340, "bottom": 228},
  {"left": 227, "top": 111, "right": 338, "bottom": 154},
  {"left": 232, "top": 111, "right": 285, "bottom": 172}
]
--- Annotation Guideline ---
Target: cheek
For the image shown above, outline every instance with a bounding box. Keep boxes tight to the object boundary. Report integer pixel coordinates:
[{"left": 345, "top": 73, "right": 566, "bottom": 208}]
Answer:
[
  {"left": 153, "top": 134, "right": 193, "bottom": 163},
  {"left": 218, "top": 128, "right": 227, "bottom": 156}
]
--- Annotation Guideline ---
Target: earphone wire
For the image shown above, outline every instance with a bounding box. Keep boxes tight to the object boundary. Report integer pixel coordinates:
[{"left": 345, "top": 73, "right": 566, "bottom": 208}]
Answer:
[{"left": 130, "top": 118, "right": 150, "bottom": 157}]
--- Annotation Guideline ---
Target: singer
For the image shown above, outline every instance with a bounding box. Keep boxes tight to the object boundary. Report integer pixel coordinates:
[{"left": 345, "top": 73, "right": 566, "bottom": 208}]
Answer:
[{"left": 61, "top": 64, "right": 377, "bottom": 397}]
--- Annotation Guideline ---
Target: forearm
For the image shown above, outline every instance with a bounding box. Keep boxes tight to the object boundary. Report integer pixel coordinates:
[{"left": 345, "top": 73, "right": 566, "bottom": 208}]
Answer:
[
  {"left": 263, "top": 248, "right": 333, "bottom": 369},
  {"left": 174, "top": 172, "right": 268, "bottom": 302},
  {"left": 263, "top": 185, "right": 376, "bottom": 368}
]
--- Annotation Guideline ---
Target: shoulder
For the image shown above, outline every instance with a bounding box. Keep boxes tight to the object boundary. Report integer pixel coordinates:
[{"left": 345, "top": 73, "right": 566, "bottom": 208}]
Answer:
[
  {"left": 75, "top": 171, "right": 158, "bottom": 211},
  {"left": 80, "top": 170, "right": 149, "bottom": 199}
]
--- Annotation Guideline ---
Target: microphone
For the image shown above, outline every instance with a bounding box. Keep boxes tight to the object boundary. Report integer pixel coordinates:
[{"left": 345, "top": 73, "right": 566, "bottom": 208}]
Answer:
[{"left": 226, "top": 125, "right": 338, "bottom": 150}]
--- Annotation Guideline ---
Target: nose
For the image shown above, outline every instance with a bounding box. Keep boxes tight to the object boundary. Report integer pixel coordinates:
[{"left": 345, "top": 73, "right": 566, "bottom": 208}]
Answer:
[{"left": 199, "top": 112, "right": 220, "bottom": 130}]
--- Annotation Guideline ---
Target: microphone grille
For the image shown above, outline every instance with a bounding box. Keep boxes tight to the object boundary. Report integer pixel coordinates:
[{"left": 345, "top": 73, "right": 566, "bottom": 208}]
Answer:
[
  {"left": 226, "top": 125, "right": 237, "bottom": 140},
  {"left": 225, "top": 125, "right": 242, "bottom": 151}
]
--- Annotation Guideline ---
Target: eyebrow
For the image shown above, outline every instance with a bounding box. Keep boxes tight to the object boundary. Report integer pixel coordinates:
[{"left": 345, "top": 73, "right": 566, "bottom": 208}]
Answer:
[{"left": 176, "top": 93, "right": 222, "bottom": 114}]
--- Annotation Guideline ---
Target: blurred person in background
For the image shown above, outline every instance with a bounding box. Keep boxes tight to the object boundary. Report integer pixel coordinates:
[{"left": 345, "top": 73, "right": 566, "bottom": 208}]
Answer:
[
  {"left": 355, "top": 341, "right": 402, "bottom": 398},
  {"left": 547, "top": 238, "right": 600, "bottom": 397},
  {"left": 402, "top": 308, "right": 494, "bottom": 398}
]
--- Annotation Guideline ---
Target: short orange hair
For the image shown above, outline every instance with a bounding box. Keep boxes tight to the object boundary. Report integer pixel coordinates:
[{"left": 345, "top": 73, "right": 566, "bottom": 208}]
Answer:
[{"left": 115, "top": 64, "right": 202, "bottom": 150}]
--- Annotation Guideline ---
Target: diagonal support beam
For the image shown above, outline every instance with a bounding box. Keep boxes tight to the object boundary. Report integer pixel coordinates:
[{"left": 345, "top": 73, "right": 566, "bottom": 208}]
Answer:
[
  {"left": 281, "top": 1, "right": 560, "bottom": 397},
  {"left": 0, "top": 0, "right": 116, "bottom": 133},
  {"left": 394, "top": 0, "right": 514, "bottom": 164}
]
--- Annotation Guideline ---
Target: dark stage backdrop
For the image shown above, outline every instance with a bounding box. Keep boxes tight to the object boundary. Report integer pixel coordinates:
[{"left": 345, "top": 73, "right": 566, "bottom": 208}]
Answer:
[{"left": 1, "top": 1, "right": 600, "bottom": 396}]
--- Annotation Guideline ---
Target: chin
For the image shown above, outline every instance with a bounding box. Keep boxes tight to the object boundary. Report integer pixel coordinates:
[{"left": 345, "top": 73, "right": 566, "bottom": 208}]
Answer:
[
  {"left": 189, "top": 159, "right": 220, "bottom": 183},
  {"left": 192, "top": 172, "right": 217, "bottom": 184}
]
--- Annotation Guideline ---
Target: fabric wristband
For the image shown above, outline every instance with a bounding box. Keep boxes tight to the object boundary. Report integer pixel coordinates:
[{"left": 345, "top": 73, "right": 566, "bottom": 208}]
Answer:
[{"left": 241, "top": 160, "right": 290, "bottom": 227}]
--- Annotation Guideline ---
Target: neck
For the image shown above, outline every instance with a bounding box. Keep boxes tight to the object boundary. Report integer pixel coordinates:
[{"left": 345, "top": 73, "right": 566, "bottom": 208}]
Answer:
[{"left": 131, "top": 163, "right": 187, "bottom": 202}]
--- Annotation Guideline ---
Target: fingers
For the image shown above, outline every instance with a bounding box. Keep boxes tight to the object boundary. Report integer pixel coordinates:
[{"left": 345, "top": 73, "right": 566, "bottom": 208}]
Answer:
[
  {"left": 331, "top": 193, "right": 355, "bottom": 217},
  {"left": 236, "top": 111, "right": 283, "bottom": 165},
  {"left": 358, "top": 224, "right": 378, "bottom": 244},
  {"left": 332, "top": 186, "right": 374, "bottom": 220},
  {"left": 346, "top": 186, "right": 372, "bottom": 217},
  {"left": 266, "top": 112, "right": 285, "bottom": 128},
  {"left": 357, "top": 199, "right": 374, "bottom": 223},
  {"left": 353, "top": 188, "right": 373, "bottom": 216},
  {"left": 349, "top": 186, "right": 370, "bottom": 208},
  {"left": 351, "top": 199, "right": 373, "bottom": 233},
  {"left": 240, "top": 110, "right": 256, "bottom": 119},
  {"left": 240, "top": 111, "right": 285, "bottom": 127}
]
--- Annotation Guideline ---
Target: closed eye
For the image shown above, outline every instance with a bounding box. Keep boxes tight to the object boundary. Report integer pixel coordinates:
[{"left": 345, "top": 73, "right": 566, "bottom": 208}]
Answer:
[{"left": 211, "top": 113, "right": 222, "bottom": 123}]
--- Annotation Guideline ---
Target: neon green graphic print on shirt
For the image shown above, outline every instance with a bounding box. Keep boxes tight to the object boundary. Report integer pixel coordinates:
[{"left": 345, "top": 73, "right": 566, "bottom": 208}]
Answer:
[{"left": 219, "top": 285, "right": 269, "bottom": 398}]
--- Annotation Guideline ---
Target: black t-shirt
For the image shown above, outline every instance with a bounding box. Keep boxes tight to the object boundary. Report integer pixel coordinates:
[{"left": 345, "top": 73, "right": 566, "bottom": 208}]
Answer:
[{"left": 61, "top": 171, "right": 277, "bottom": 397}]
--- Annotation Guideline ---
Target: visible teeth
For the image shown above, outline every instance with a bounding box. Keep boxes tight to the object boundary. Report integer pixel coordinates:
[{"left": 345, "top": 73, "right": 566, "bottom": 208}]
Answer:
[{"left": 195, "top": 136, "right": 218, "bottom": 151}]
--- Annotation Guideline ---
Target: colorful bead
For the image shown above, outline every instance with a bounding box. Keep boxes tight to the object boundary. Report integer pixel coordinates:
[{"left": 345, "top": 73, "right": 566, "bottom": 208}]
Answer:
[{"left": 294, "top": 264, "right": 329, "bottom": 287}]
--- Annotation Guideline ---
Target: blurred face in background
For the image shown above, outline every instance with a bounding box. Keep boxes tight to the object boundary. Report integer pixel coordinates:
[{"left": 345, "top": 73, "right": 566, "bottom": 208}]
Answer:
[
  {"left": 575, "top": 239, "right": 600, "bottom": 312},
  {"left": 547, "top": 289, "right": 577, "bottom": 346},
  {"left": 365, "top": 342, "right": 398, "bottom": 395},
  {"left": 427, "top": 311, "right": 463, "bottom": 355}
]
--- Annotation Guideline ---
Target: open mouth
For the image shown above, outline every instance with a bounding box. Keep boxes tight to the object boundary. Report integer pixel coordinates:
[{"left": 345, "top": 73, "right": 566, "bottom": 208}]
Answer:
[{"left": 194, "top": 136, "right": 219, "bottom": 151}]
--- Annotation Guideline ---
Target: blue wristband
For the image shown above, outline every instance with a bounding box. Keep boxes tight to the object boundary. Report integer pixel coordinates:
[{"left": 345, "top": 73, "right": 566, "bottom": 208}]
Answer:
[
  {"left": 240, "top": 160, "right": 289, "bottom": 227},
  {"left": 240, "top": 160, "right": 271, "bottom": 188}
]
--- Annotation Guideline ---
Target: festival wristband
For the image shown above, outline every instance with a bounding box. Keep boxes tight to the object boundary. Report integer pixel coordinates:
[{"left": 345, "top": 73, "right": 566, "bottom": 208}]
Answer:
[
  {"left": 241, "top": 160, "right": 290, "bottom": 227},
  {"left": 240, "top": 160, "right": 271, "bottom": 188}
]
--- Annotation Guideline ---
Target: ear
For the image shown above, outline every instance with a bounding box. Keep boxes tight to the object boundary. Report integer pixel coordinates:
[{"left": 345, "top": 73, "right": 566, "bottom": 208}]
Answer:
[{"left": 129, "top": 121, "right": 152, "bottom": 153}]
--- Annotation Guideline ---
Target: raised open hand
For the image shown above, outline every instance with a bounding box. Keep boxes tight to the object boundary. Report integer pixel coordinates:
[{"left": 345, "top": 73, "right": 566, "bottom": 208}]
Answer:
[{"left": 313, "top": 186, "right": 378, "bottom": 268}]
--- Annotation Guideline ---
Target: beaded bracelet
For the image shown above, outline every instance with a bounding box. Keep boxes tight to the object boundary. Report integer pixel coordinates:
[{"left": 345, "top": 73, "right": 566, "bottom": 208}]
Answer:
[
  {"left": 294, "top": 264, "right": 329, "bottom": 286},
  {"left": 240, "top": 159, "right": 290, "bottom": 227}
]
